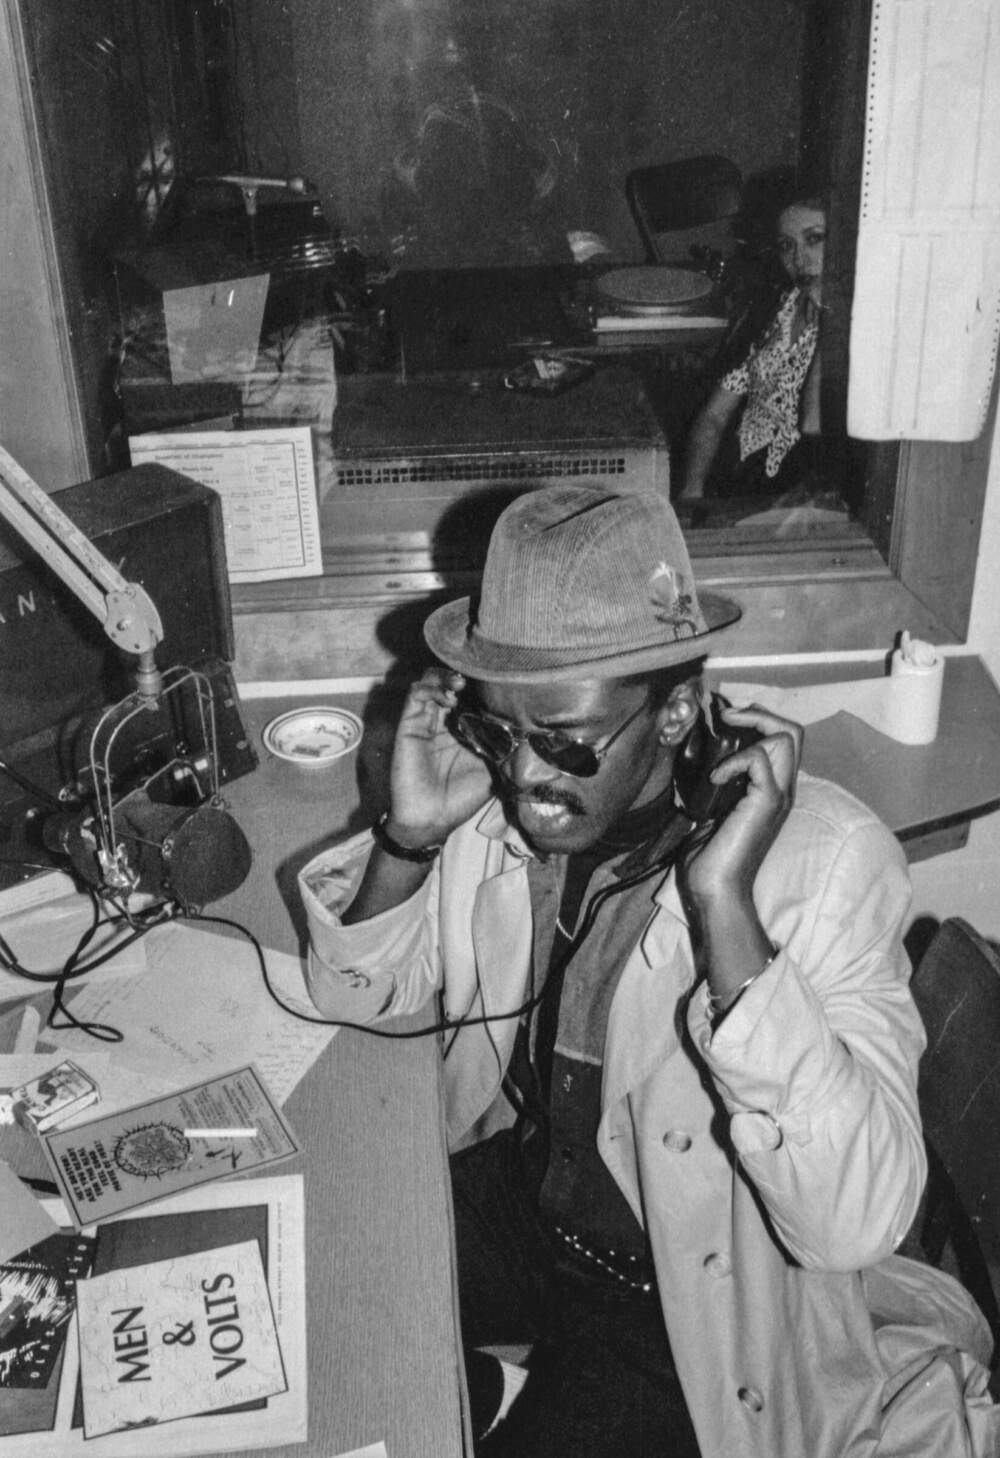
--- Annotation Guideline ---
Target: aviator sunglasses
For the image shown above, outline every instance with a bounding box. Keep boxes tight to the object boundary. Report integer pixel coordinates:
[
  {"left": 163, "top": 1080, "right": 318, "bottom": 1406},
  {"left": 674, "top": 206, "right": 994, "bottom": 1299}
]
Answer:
[{"left": 449, "top": 701, "right": 648, "bottom": 779}]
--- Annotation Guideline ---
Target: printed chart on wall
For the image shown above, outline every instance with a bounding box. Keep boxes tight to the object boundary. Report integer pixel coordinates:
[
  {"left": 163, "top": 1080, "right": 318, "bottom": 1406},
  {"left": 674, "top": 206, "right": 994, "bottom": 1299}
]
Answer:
[{"left": 129, "top": 425, "right": 323, "bottom": 583}]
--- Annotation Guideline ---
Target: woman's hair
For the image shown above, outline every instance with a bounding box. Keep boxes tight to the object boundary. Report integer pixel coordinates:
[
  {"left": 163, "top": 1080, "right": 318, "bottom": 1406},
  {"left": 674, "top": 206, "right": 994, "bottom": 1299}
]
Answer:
[
  {"left": 739, "top": 165, "right": 828, "bottom": 246},
  {"left": 776, "top": 184, "right": 828, "bottom": 221}
]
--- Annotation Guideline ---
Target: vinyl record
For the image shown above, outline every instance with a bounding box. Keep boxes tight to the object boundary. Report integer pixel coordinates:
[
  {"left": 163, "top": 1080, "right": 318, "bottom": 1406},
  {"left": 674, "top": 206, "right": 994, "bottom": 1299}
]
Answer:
[{"left": 595, "top": 266, "right": 714, "bottom": 315}]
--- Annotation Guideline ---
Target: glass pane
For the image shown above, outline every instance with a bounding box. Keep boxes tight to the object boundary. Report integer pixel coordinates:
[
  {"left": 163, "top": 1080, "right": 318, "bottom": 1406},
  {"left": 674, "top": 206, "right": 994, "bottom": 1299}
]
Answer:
[{"left": 21, "top": 0, "right": 878, "bottom": 567}]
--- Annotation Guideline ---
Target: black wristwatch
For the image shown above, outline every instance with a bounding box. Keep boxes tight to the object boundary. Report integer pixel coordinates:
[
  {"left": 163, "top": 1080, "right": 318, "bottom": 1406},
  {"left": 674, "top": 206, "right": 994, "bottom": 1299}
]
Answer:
[{"left": 371, "top": 810, "right": 442, "bottom": 863}]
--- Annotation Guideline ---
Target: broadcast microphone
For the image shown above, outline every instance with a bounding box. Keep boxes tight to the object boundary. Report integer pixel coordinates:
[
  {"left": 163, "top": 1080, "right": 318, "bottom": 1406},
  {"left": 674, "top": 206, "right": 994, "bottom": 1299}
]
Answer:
[
  {"left": 38, "top": 665, "right": 253, "bottom": 912},
  {"left": 0, "top": 446, "right": 254, "bottom": 914},
  {"left": 43, "top": 779, "right": 252, "bottom": 913}
]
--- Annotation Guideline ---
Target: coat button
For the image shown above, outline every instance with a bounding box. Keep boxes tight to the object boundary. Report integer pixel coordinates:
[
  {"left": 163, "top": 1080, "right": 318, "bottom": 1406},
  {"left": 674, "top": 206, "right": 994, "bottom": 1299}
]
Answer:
[
  {"left": 738, "top": 1386, "right": 765, "bottom": 1413},
  {"left": 703, "top": 1252, "right": 731, "bottom": 1277},
  {"left": 661, "top": 1130, "right": 692, "bottom": 1152}
]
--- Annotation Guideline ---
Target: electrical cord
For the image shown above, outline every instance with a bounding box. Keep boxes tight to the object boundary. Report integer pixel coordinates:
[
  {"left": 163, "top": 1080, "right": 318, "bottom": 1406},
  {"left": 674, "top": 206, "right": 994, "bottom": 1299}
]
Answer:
[
  {"left": 0, "top": 847, "right": 675, "bottom": 1048},
  {"left": 0, "top": 887, "right": 173, "bottom": 1043},
  {"left": 186, "top": 852, "right": 674, "bottom": 1042}
]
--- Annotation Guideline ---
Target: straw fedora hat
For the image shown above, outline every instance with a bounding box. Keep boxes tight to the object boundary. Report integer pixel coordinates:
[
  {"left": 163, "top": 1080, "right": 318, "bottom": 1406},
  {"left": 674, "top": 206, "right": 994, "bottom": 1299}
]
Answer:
[{"left": 423, "top": 484, "right": 741, "bottom": 682}]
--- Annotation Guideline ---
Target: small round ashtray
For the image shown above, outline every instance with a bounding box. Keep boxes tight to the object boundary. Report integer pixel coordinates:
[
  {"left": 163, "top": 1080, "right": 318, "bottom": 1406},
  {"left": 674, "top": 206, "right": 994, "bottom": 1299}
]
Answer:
[{"left": 262, "top": 705, "right": 363, "bottom": 765}]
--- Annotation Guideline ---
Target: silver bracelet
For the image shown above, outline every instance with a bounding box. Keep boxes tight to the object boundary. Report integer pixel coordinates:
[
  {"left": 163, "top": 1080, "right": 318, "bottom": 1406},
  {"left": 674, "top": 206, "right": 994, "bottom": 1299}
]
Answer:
[{"left": 705, "top": 945, "right": 779, "bottom": 1022}]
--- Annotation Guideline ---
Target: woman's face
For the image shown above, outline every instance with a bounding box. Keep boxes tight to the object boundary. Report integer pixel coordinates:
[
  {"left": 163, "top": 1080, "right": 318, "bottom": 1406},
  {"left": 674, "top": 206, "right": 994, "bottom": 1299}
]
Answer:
[{"left": 776, "top": 204, "right": 826, "bottom": 303}]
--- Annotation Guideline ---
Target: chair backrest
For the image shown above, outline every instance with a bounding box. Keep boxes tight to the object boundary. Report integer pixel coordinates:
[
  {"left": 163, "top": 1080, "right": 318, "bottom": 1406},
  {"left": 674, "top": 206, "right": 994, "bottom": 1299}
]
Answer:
[
  {"left": 625, "top": 155, "right": 742, "bottom": 264},
  {"left": 908, "top": 917, "right": 1000, "bottom": 1363}
]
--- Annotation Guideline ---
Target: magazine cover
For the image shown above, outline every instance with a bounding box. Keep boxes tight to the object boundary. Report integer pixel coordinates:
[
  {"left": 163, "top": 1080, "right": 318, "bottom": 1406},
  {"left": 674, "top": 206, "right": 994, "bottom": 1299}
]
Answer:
[
  {"left": 0, "top": 1173, "right": 306, "bottom": 1457},
  {"left": 75, "top": 1240, "right": 287, "bottom": 1437},
  {"left": 0, "top": 1233, "right": 95, "bottom": 1437}
]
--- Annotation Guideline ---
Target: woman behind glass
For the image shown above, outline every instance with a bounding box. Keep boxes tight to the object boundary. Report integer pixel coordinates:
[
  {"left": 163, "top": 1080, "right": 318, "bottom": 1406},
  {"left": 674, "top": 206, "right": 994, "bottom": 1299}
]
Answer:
[{"left": 678, "top": 185, "right": 826, "bottom": 503}]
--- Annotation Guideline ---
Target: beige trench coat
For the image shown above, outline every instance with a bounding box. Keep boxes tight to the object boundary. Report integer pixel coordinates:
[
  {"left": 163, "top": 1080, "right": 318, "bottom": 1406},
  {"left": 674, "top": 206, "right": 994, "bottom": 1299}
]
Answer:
[{"left": 300, "top": 774, "right": 998, "bottom": 1457}]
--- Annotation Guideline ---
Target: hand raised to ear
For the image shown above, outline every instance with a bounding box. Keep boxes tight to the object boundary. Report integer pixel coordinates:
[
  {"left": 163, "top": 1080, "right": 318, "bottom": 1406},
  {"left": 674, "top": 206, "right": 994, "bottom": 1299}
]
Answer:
[
  {"left": 680, "top": 703, "right": 802, "bottom": 913},
  {"left": 386, "top": 668, "right": 493, "bottom": 849}
]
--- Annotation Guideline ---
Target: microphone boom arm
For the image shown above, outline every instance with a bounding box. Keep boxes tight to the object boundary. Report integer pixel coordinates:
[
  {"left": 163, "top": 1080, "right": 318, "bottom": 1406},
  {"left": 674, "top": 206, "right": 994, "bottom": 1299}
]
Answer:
[
  {"left": 0, "top": 445, "right": 254, "bottom": 910},
  {"left": 0, "top": 444, "right": 163, "bottom": 697}
]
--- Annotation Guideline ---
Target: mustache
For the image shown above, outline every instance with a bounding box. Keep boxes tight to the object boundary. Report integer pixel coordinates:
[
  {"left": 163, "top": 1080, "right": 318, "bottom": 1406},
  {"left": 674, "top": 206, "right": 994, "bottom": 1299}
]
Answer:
[{"left": 500, "top": 780, "right": 586, "bottom": 816}]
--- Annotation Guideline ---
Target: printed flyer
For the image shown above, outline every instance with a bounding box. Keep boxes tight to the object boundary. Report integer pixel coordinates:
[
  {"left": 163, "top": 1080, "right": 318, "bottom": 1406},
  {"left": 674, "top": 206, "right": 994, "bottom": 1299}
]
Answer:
[{"left": 42, "top": 1066, "right": 299, "bottom": 1225}]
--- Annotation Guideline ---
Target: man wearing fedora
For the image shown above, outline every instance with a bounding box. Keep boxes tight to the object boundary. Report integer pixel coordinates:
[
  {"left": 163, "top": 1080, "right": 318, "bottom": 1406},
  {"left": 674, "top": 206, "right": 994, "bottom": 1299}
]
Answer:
[{"left": 300, "top": 485, "right": 996, "bottom": 1457}]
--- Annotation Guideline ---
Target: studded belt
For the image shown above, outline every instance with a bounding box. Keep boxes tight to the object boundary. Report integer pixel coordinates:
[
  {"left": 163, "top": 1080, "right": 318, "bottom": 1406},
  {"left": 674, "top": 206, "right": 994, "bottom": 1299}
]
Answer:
[{"left": 551, "top": 1223, "right": 656, "bottom": 1295}]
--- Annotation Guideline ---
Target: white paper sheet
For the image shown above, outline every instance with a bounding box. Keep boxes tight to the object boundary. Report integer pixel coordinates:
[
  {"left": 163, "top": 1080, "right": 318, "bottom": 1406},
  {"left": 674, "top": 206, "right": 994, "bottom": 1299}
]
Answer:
[
  {"left": 43, "top": 922, "right": 336, "bottom": 1106},
  {"left": 0, "top": 1048, "right": 170, "bottom": 1134},
  {"left": 128, "top": 426, "right": 322, "bottom": 583},
  {"left": 0, "top": 892, "right": 148, "bottom": 1004},
  {"left": 848, "top": 0, "right": 1000, "bottom": 440},
  {"left": 162, "top": 273, "right": 269, "bottom": 385}
]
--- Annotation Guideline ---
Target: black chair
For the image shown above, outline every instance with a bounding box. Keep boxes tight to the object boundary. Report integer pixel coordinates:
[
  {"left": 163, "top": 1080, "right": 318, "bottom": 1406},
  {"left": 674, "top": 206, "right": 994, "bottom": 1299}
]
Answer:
[
  {"left": 624, "top": 154, "right": 742, "bottom": 267},
  {"left": 907, "top": 916, "right": 1000, "bottom": 1393}
]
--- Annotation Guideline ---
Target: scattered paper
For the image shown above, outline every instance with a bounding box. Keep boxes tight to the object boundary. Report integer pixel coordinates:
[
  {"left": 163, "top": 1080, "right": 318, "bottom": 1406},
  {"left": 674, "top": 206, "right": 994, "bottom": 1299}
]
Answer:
[
  {"left": 162, "top": 273, "right": 269, "bottom": 385},
  {"left": 0, "top": 1230, "right": 96, "bottom": 1432},
  {"left": 0, "top": 894, "right": 147, "bottom": 1005},
  {"left": 45, "top": 921, "right": 337, "bottom": 1107},
  {"left": 0, "top": 1160, "right": 59, "bottom": 1263},
  {"left": 43, "top": 1066, "right": 299, "bottom": 1226},
  {"left": 0, "top": 1174, "right": 306, "bottom": 1456},
  {"left": 12, "top": 1007, "right": 40, "bottom": 1055},
  {"left": 76, "top": 1239, "right": 286, "bottom": 1438}
]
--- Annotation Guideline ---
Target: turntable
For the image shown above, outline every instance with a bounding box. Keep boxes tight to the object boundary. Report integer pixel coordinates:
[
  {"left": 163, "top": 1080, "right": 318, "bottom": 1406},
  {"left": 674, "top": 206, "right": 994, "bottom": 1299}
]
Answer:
[{"left": 594, "top": 266, "right": 716, "bottom": 317}]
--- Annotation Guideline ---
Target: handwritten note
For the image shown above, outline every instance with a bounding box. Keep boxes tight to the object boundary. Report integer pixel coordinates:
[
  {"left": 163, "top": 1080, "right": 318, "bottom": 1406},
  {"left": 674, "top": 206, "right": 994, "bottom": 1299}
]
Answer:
[{"left": 45, "top": 922, "right": 337, "bottom": 1107}]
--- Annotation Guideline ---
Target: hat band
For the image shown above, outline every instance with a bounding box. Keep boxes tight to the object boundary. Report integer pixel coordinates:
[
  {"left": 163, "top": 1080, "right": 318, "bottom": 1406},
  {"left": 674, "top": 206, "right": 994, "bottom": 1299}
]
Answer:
[{"left": 463, "top": 616, "right": 704, "bottom": 666}]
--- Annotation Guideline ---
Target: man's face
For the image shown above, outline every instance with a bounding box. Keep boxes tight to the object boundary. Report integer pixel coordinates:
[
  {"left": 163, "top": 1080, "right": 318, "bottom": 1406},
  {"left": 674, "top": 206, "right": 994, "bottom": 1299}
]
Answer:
[{"left": 473, "top": 675, "right": 680, "bottom": 856}]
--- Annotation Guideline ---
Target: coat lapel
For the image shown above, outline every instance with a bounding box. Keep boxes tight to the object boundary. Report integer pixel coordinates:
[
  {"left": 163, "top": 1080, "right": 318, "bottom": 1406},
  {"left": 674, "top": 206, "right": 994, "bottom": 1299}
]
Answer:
[{"left": 602, "top": 872, "right": 694, "bottom": 1112}]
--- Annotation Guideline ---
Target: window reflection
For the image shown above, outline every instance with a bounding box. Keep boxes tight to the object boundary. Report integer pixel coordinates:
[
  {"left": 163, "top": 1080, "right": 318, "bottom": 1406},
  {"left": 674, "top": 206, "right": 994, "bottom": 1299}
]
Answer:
[
  {"left": 22, "top": 0, "right": 870, "bottom": 557},
  {"left": 678, "top": 183, "right": 830, "bottom": 508}
]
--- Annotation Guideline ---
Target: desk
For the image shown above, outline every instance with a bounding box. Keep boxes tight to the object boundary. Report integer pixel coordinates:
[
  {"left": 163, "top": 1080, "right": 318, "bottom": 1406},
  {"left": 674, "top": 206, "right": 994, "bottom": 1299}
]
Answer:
[
  {"left": 705, "top": 654, "right": 1000, "bottom": 859},
  {"left": 6, "top": 658, "right": 999, "bottom": 1453},
  {"left": 0, "top": 694, "right": 471, "bottom": 1458},
  {"left": 379, "top": 263, "right": 727, "bottom": 374}
]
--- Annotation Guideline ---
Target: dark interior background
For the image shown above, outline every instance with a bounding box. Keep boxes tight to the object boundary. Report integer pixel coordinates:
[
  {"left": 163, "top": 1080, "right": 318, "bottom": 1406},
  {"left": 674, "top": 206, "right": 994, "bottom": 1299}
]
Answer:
[{"left": 20, "top": 0, "right": 860, "bottom": 477}]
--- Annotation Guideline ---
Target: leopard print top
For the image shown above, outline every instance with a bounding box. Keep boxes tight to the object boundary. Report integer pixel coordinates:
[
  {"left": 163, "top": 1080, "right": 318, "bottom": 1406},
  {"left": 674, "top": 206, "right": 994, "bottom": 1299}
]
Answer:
[{"left": 720, "top": 287, "right": 818, "bottom": 478}]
